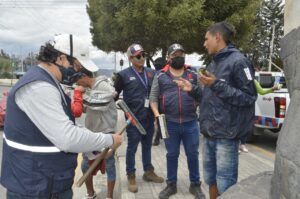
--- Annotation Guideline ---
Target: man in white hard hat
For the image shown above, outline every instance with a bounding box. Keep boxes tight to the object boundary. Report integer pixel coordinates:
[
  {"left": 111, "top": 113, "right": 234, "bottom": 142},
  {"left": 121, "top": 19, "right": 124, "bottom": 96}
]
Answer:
[{"left": 0, "top": 34, "right": 122, "bottom": 199}]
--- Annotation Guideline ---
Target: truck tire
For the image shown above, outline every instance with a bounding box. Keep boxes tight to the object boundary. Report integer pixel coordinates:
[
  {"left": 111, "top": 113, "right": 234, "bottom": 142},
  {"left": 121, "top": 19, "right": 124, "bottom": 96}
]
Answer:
[{"left": 246, "top": 127, "right": 263, "bottom": 142}]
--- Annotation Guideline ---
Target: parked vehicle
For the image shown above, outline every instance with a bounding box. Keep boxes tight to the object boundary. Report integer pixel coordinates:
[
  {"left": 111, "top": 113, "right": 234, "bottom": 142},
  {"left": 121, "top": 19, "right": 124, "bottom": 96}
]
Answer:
[
  {"left": 249, "top": 71, "right": 290, "bottom": 140},
  {"left": 0, "top": 91, "right": 8, "bottom": 127}
]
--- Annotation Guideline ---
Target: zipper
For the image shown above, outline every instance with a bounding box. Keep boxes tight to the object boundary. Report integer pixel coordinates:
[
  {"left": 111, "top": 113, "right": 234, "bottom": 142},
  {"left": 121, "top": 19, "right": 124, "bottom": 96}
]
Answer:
[
  {"left": 162, "top": 95, "right": 165, "bottom": 113},
  {"left": 178, "top": 87, "right": 182, "bottom": 123}
]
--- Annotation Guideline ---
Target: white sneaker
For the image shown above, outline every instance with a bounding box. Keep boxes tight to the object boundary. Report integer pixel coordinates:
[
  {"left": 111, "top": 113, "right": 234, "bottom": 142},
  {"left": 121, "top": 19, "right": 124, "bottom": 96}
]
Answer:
[
  {"left": 83, "top": 193, "right": 97, "bottom": 199},
  {"left": 240, "top": 144, "right": 249, "bottom": 153}
]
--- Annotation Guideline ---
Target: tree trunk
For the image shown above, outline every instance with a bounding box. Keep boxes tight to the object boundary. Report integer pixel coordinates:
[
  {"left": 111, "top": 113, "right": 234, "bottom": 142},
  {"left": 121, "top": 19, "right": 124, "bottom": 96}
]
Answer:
[{"left": 162, "top": 48, "right": 167, "bottom": 60}]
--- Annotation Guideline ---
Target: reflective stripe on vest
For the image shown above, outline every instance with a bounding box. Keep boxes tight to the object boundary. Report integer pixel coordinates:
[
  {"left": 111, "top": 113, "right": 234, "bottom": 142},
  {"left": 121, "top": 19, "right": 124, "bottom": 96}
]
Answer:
[{"left": 3, "top": 133, "right": 60, "bottom": 153}]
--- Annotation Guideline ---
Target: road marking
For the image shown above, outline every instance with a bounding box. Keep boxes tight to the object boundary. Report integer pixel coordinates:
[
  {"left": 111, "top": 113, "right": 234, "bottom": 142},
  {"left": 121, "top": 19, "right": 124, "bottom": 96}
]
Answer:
[
  {"left": 248, "top": 144, "right": 275, "bottom": 160},
  {"left": 247, "top": 144, "right": 275, "bottom": 168}
]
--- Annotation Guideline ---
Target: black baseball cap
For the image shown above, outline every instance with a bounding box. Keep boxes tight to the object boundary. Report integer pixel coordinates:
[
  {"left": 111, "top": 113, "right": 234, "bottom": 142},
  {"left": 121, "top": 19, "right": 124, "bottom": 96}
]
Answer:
[{"left": 167, "top": 43, "right": 185, "bottom": 55}]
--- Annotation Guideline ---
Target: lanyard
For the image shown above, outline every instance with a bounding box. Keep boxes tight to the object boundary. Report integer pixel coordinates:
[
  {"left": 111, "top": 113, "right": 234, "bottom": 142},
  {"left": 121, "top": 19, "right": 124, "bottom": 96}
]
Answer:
[{"left": 131, "top": 66, "right": 148, "bottom": 90}]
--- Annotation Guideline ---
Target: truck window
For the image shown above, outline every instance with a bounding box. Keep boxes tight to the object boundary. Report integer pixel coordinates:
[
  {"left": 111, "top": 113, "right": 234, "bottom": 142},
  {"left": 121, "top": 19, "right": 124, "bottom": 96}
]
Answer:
[
  {"left": 279, "top": 76, "right": 287, "bottom": 88},
  {"left": 271, "top": 76, "right": 287, "bottom": 89},
  {"left": 259, "top": 74, "right": 273, "bottom": 88}
]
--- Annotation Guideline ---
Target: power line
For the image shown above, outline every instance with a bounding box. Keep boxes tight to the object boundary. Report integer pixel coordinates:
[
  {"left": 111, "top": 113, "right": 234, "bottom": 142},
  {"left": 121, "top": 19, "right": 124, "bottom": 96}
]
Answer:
[
  {"left": 0, "top": 21, "right": 19, "bottom": 33},
  {"left": 0, "top": 6, "right": 85, "bottom": 9},
  {"left": 15, "top": 0, "right": 60, "bottom": 33},
  {"left": 1, "top": 0, "right": 86, "bottom": 2},
  {"left": 0, "top": 23, "right": 9, "bottom": 30},
  {"left": 0, "top": 0, "right": 87, "bottom": 9},
  {"left": 11, "top": 1, "right": 52, "bottom": 35}
]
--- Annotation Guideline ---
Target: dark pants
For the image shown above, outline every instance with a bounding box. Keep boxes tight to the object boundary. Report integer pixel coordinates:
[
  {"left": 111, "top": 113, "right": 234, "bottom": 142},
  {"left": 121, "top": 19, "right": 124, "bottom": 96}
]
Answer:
[
  {"left": 126, "top": 118, "right": 154, "bottom": 174},
  {"left": 240, "top": 131, "right": 249, "bottom": 145},
  {"left": 7, "top": 189, "right": 73, "bottom": 199},
  {"left": 164, "top": 120, "right": 200, "bottom": 184}
]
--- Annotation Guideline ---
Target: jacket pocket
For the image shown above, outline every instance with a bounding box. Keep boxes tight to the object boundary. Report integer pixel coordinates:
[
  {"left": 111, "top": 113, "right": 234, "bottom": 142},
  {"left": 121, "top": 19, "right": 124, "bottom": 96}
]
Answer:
[
  {"left": 210, "top": 99, "right": 235, "bottom": 138},
  {"left": 181, "top": 93, "right": 197, "bottom": 118},
  {"left": 161, "top": 91, "right": 179, "bottom": 116}
]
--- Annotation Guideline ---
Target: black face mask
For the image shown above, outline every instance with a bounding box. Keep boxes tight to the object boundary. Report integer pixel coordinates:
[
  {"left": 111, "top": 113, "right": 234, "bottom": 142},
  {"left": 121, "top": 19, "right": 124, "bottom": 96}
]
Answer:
[
  {"left": 55, "top": 64, "right": 84, "bottom": 85},
  {"left": 170, "top": 56, "right": 185, "bottom": 69}
]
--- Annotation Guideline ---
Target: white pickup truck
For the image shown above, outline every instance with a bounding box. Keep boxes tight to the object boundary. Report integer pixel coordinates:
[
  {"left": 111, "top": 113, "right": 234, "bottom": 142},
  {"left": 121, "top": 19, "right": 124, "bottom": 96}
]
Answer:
[{"left": 249, "top": 71, "right": 290, "bottom": 140}]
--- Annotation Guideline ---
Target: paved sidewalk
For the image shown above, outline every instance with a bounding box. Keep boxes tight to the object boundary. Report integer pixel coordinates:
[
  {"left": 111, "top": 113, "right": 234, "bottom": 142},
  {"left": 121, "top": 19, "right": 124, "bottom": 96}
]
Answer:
[
  {"left": 72, "top": 111, "right": 275, "bottom": 199},
  {"left": 115, "top": 112, "right": 275, "bottom": 199}
]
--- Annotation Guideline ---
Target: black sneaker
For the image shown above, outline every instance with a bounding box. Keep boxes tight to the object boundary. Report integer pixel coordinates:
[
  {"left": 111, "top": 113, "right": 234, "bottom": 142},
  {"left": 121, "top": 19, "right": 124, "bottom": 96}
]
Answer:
[
  {"left": 189, "top": 182, "right": 206, "bottom": 199},
  {"left": 159, "top": 183, "right": 177, "bottom": 199}
]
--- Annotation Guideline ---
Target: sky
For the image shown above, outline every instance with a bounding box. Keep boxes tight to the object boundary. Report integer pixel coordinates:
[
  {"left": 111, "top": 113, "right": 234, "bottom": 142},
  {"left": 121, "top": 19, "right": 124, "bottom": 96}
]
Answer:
[{"left": 0, "top": 0, "right": 203, "bottom": 70}]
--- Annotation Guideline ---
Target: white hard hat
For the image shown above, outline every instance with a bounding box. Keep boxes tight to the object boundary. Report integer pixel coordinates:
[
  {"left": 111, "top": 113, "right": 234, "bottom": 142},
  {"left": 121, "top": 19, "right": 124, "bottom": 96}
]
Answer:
[{"left": 52, "top": 34, "right": 99, "bottom": 73}]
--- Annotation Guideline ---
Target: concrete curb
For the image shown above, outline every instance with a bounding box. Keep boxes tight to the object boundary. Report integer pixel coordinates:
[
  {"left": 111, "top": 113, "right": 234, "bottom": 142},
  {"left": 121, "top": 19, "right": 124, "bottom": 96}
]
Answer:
[{"left": 0, "top": 79, "right": 18, "bottom": 86}]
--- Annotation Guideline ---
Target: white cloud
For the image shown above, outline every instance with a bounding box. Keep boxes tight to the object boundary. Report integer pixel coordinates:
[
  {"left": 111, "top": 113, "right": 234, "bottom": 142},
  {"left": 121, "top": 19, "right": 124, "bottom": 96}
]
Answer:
[
  {"left": 0, "top": 0, "right": 203, "bottom": 70},
  {"left": 0, "top": 0, "right": 90, "bottom": 54}
]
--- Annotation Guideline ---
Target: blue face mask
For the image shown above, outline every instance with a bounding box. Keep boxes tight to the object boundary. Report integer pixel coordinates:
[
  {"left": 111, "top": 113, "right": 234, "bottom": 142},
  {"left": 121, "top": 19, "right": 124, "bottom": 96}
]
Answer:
[{"left": 55, "top": 64, "right": 84, "bottom": 85}]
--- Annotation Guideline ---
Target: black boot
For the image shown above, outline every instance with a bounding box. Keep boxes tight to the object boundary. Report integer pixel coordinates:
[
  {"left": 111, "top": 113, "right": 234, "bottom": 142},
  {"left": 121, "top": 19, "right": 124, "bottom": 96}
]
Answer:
[
  {"left": 159, "top": 183, "right": 177, "bottom": 199},
  {"left": 189, "top": 182, "right": 206, "bottom": 199}
]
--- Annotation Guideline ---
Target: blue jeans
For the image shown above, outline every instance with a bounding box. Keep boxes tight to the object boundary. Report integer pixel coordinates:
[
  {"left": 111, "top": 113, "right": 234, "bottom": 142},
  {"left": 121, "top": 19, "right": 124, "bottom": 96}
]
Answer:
[
  {"left": 7, "top": 189, "right": 73, "bottom": 199},
  {"left": 203, "top": 137, "right": 239, "bottom": 194},
  {"left": 126, "top": 118, "right": 154, "bottom": 174},
  {"left": 164, "top": 120, "right": 200, "bottom": 184},
  {"left": 82, "top": 151, "right": 116, "bottom": 181}
]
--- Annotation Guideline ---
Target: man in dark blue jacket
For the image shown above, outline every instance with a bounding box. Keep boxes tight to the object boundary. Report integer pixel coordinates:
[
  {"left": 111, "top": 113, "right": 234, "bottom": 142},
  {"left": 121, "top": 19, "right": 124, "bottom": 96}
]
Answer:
[
  {"left": 114, "top": 44, "right": 164, "bottom": 193},
  {"left": 150, "top": 44, "right": 205, "bottom": 199},
  {"left": 174, "top": 22, "right": 257, "bottom": 198}
]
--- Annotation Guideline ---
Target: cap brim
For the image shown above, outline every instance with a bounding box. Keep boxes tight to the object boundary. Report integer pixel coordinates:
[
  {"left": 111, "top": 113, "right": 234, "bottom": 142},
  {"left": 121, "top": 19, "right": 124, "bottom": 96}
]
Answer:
[
  {"left": 170, "top": 49, "right": 185, "bottom": 55},
  {"left": 78, "top": 58, "right": 99, "bottom": 72},
  {"left": 132, "top": 50, "right": 145, "bottom": 57}
]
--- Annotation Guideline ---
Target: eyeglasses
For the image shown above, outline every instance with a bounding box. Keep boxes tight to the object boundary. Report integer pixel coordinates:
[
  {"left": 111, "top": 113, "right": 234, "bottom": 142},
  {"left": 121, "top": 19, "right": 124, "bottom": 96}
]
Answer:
[{"left": 134, "top": 52, "right": 146, "bottom": 60}]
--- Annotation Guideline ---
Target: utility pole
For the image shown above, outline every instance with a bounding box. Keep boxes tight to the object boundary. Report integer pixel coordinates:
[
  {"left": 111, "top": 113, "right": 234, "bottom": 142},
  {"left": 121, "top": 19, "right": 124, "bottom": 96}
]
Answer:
[
  {"left": 268, "top": 25, "right": 275, "bottom": 72},
  {"left": 10, "top": 58, "right": 14, "bottom": 86},
  {"left": 19, "top": 46, "right": 23, "bottom": 72},
  {"left": 30, "top": 52, "right": 33, "bottom": 69},
  {"left": 114, "top": 52, "right": 117, "bottom": 72},
  {"left": 120, "top": 58, "right": 124, "bottom": 71}
]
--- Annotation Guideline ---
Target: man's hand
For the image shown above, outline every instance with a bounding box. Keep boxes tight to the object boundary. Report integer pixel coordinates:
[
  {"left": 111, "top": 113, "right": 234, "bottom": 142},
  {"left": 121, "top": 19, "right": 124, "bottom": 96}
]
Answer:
[
  {"left": 199, "top": 72, "right": 216, "bottom": 87},
  {"left": 272, "top": 84, "right": 282, "bottom": 91},
  {"left": 74, "top": 86, "right": 86, "bottom": 93},
  {"left": 111, "top": 134, "right": 122, "bottom": 150},
  {"left": 112, "top": 91, "right": 118, "bottom": 99},
  {"left": 173, "top": 77, "right": 193, "bottom": 92}
]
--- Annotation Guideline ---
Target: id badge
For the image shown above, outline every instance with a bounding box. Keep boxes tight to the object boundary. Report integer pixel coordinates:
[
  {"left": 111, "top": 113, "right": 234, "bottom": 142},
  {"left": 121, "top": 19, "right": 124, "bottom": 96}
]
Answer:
[{"left": 144, "top": 98, "right": 150, "bottom": 108}]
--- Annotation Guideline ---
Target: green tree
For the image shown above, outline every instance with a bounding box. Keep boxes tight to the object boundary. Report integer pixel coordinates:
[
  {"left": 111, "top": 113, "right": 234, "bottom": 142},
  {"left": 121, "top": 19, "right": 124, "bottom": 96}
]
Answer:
[
  {"left": 87, "top": 0, "right": 260, "bottom": 59},
  {"left": 248, "top": 0, "right": 284, "bottom": 70},
  {"left": 0, "top": 56, "right": 12, "bottom": 78}
]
